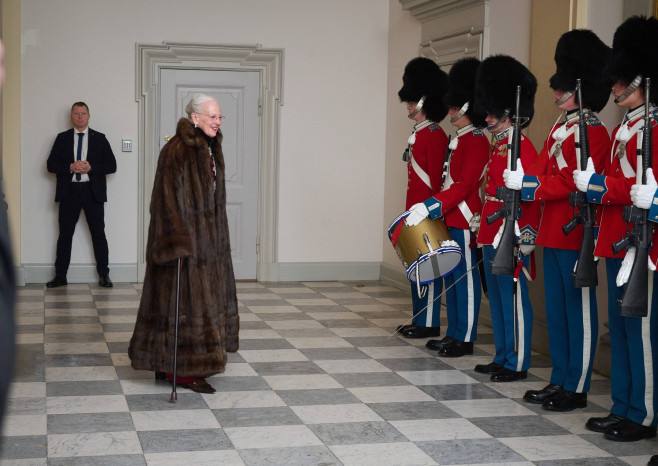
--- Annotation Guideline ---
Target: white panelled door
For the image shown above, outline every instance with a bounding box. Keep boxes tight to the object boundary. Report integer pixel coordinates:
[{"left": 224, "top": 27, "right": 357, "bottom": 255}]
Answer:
[{"left": 159, "top": 69, "right": 260, "bottom": 279}]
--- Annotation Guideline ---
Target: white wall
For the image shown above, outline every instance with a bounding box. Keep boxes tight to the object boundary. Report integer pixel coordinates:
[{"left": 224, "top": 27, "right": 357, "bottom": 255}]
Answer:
[
  {"left": 487, "top": 0, "right": 532, "bottom": 62},
  {"left": 20, "top": 0, "right": 390, "bottom": 278}
]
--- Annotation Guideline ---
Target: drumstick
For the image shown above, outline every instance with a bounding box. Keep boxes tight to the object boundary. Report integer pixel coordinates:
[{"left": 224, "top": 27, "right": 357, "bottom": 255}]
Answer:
[{"left": 387, "top": 257, "right": 484, "bottom": 340}]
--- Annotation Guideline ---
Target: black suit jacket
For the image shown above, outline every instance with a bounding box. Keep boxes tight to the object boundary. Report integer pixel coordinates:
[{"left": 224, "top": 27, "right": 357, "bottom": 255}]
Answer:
[{"left": 47, "top": 128, "right": 117, "bottom": 203}]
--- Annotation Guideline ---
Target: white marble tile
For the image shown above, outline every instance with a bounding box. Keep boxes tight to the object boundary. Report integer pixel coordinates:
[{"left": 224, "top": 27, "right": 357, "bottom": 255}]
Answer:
[
  {"left": 499, "top": 434, "right": 612, "bottom": 461},
  {"left": 210, "top": 362, "right": 258, "bottom": 377},
  {"left": 16, "top": 316, "right": 44, "bottom": 325},
  {"left": 588, "top": 394, "right": 614, "bottom": 411},
  {"left": 236, "top": 282, "right": 265, "bottom": 289},
  {"left": 238, "top": 329, "right": 282, "bottom": 339},
  {"left": 354, "top": 285, "right": 399, "bottom": 292},
  {"left": 358, "top": 346, "right": 430, "bottom": 359},
  {"left": 48, "top": 431, "right": 142, "bottom": 457},
  {"left": 329, "top": 442, "right": 437, "bottom": 466},
  {"left": 111, "top": 353, "right": 131, "bottom": 366},
  {"left": 485, "top": 380, "right": 548, "bottom": 399},
  {"left": 47, "top": 395, "right": 129, "bottom": 414},
  {"left": 314, "top": 359, "right": 391, "bottom": 374},
  {"left": 46, "top": 366, "right": 118, "bottom": 382},
  {"left": 291, "top": 403, "right": 383, "bottom": 424},
  {"left": 131, "top": 409, "right": 220, "bottom": 431},
  {"left": 98, "top": 315, "right": 137, "bottom": 323},
  {"left": 104, "top": 331, "right": 134, "bottom": 342},
  {"left": 376, "top": 297, "right": 412, "bottom": 305},
  {"left": 237, "top": 312, "right": 262, "bottom": 321},
  {"left": 619, "top": 456, "right": 656, "bottom": 466},
  {"left": 270, "top": 287, "right": 317, "bottom": 294},
  {"left": 441, "top": 399, "right": 537, "bottom": 418},
  {"left": 370, "top": 318, "right": 412, "bottom": 329},
  {"left": 287, "top": 298, "right": 339, "bottom": 306},
  {"left": 238, "top": 349, "right": 308, "bottom": 363},
  {"left": 94, "top": 301, "right": 139, "bottom": 309},
  {"left": 397, "top": 370, "right": 478, "bottom": 386},
  {"left": 1, "top": 414, "right": 47, "bottom": 436},
  {"left": 201, "top": 390, "right": 286, "bottom": 409},
  {"left": 263, "top": 374, "right": 342, "bottom": 390},
  {"left": 144, "top": 450, "right": 245, "bottom": 466},
  {"left": 246, "top": 305, "right": 301, "bottom": 314},
  {"left": 439, "top": 355, "right": 497, "bottom": 370},
  {"left": 265, "top": 319, "right": 325, "bottom": 330},
  {"left": 342, "top": 303, "right": 398, "bottom": 312},
  {"left": 44, "top": 323, "right": 103, "bottom": 334},
  {"left": 528, "top": 367, "right": 552, "bottom": 380},
  {"left": 540, "top": 412, "right": 599, "bottom": 435},
  {"left": 475, "top": 343, "right": 496, "bottom": 355},
  {"left": 320, "top": 292, "right": 372, "bottom": 299},
  {"left": 16, "top": 289, "right": 45, "bottom": 296},
  {"left": 348, "top": 386, "right": 435, "bottom": 404},
  {"left": 90, "top": 288, "right": 139, "bottom": 296},
  {"left": 16, "top": 333, "right": 43, "bottom": 344},
  {"left": 237, "top": 293, "right": 282, "bottom": 300},
  {"left": 330, "top": 327, "right": 391, "bottom": 337},
  {"left": 15, "top": 301, "right": 45, "bottom": 310},
  {"left": 8, "top": 382, "right": 46, "bottom": 399},
  {"left": 0, "top": 459, "right": 48, "bottom": 466},
  {"left": 119, "top": 379, "right": 173, "bottom": 395},
  {"left": 390, "top": 418, "right": 491, "bottom": 441},
  {"left": 224, "top": 425, "right": 323, "bottom": 449},
  {"left": 44, "top": 342, "right": 108, "bottom": 354},
  {"left": 306, "top": 312, "right": 364, "bottom": 320},
  {"left": 45, "top": 309, "right": 98, "bottom": 317},
  {"left": 301, "top": 282, "right": 348, "bottom": 288},
  {"left": 45, "top": 294, "right": 93, "bottom": 302},
  {"left": 286, "top": 337, "right": 353, "bottom": 349}
]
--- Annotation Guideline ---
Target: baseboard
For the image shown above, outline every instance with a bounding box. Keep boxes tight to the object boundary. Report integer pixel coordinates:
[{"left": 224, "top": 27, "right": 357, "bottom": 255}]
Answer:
[
  {"left": 276, "top": 262, "right": 380, "bottom": 282},
  {"left": 379, "top": 263, "right": 409, "bottom": 291},
  {"left": 22, "top": 263, "right": 138, "bottom": 284}
]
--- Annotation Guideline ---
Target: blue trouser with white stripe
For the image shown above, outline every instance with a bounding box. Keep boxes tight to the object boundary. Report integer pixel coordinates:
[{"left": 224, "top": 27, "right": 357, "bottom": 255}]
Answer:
[
  {"left": 483, "top": 245, "right": 533, "bottom": 372},
  {"left": 606, "top": 258, "right": 657, "bottom": 427},
  {"left": 410, "top": 277, "right": 442, "bottom": 328},
  {"left": 444, "top": 227, "right": 481, "bottom": 342},
  {"left": 544, "top": 247, "right": 598, "bottom": 393}
]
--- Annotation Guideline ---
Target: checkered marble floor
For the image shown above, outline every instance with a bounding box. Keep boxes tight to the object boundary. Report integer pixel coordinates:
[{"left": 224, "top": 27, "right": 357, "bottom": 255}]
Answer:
[{"left": 1, "top": 280, "right": 656, "bottom": 465}]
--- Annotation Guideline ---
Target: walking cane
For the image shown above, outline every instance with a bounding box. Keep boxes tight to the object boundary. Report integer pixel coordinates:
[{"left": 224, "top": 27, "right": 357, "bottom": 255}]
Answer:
[{"left": 169, "top": 257, "right": 182, "bottom": 403}]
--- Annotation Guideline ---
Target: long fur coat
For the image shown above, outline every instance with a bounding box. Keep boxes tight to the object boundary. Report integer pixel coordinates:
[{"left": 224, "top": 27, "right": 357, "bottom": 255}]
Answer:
[{"left": 129, "top": 118, "right": 239, "bottom": 377}]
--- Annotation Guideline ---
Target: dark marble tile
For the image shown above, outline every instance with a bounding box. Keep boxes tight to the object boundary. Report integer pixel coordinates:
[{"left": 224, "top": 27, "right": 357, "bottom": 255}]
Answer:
[
  {"left": 46, "top": 380, "right": 123, "bottom": 397},
  {"left": 48, "top": 412, "right": 135, "bottom": 434},
  {"left": 6, "top": 397, "right": 45, "bottom": 415},
  {"left": 48, "top": 455, "right": 147, "bottom": 466},
  {"left": 276, "top": 388, "right": 361, "bottom": 406},
  {"left": 238, "top": 339, "right": 294, "bottom": 350},
  {"left": 316, "top": 319, "right": 377, "bottom": 328},
  {"left": 101, "top": 323, "right": 136, "bottom": 332},
  {"left": 328, "top": 298, "right": 376, "bottom": 305},
  {"left": 588, "top": 378, "right": 612, "bottom": 396},
  {"left": 97, "top": 308, "right": 139, "bottom": 316},
  {"left": 309, "top": 421, "right": 406, "bottom": 445},
  {"left": 418, "top": 438, "right": 526, "bottom": 464},
  {"left": 295, "top": 305, "right": 346, "bottom": 313},
  {"left": 331, "top": 372, "right": 410, "bottom": 388},
  {"left": 275, "top": 293, "right": 324, "bottom": 299},
  {"left": 44, "top": 333, "right": 106, "bottom": 343},
  {"left": 238, "top": 321, "right": 273, "bottom": 330},
  {"left": 137, "top": 428, "right": 232, "bottom": 453},
  {"left": 14, "top": 324, "right": 44, "bottom": 333},
  {"left": 0, "top": 435, "right": 47, "bottom": 460},
  {"left": 44, "top": 301, "right": 98, "bottom": 309},
  {"left": 125, "top": 393, "right": 208, "bottom": 411},
  {"left": 378, "top": 357, "right": 453, "bottom": 372},
  {"left": 46, "top": 289, "right": 92, "bottom": 296},
  {"left": 258, "top": 313, "right": 313, "bottom": 321},
  {"left": 344, "top": 336, "right": 411, "bottom": 347},
  {"left": 470, "top": 414, "right": 569, "bottom": 437},
  {"left": 46, "top": 353, "right": 114, "bottom": 367},
  {"left": 93, "top": 294, "right": 140, "bottom": 302},
  {"left": 12, "top": 344, "right": 45, "bottom": 382},
  {"left": 15, "top": 295, "right": 44, "bottom": 302},
  {"left": 44, "top": 316, "right": 99, "bottom": 324},
  {"left": 250, "top": 361, "right": 325, "bottom": 376},
  {"left": 300, "top": 348, "right": 370, "bottom": 361},
  {"left": 368, "top": 401, "right": 460, "bottom": 420},
  {"left": 275, "top": 329, "right": 336, "bottom": 339},
  {"left": 107, "top": 341, "right": 130, "bottom": 353},
  {"left": 211, "top": 376, "right": 270, "bottom": 392},
  {"left": 534, "top": 459, "right": 629, "bottom": 466},
  {"left": 240, "top": 299, "right": 289, "bottom": 306},
  {"left": 238, "top": 446, "right": 341, "bottom": 466},
  {"left": 420, "top": 383, "right": 506, "bottom": 401},
  {"left": 213, "top": 406, "right": 301, "bottom": 427},
  {"left": 580, "top": 432, "right": 658, "bottom": 456}
]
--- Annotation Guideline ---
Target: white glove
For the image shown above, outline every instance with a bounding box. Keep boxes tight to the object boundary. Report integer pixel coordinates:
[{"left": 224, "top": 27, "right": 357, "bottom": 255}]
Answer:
[
  {"left": 616, "top": 246, "right": 636, "bottom": 287},
  {"left": 405, "top": 203, "right": 429, "bottom": 227},
  {"left": 503, "top": 165, "right": 524, "bottom": 191},
  {"left": 650, "top": 256, "right": 657, "bottom": 272},
  {"left": 630, "top": 168, "right": 658, "bottom": 209},
  {"left": 440, "top": 240, "right": 460, "bottom": 250},
  {"left": 468, "top": 213, "right": 481, "bottom": 232},
  {"left": 492, "top": 218, "right": 521, "bottom": 249},
  {"left": 573, "top": 158, "right": 595, "bottom": 193},
  {"left": 520, "top": 244, "right": 535, "bottom": 255}
]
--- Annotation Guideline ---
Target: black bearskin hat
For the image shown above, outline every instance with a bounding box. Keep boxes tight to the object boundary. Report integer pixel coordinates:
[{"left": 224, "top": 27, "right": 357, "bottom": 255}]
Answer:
[
  {"left": 605, "top": 15, "right": 658, "bottom": 103},
  {"left": 474, "top": 55, "right": 537, "bottom": 128},
  {"left": 549, "top": 29, "right": 611, "bottom": 112},
  {"left": 443, "top": 57, "right": 487, "bottom": 128},
  {"left": 398, "top": 57, "right": 449, "bottom": 122}
]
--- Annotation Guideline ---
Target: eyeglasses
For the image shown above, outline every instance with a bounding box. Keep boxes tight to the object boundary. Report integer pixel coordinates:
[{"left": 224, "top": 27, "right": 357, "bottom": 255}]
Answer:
[{"left": 195, "top": 112, "right": 225, "bottom": 121}]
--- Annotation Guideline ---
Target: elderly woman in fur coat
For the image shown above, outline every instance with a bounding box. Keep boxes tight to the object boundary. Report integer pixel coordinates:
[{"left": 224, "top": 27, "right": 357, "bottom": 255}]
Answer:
[{"left": 128, "top": 93, "right": 239, "bottom": 394}]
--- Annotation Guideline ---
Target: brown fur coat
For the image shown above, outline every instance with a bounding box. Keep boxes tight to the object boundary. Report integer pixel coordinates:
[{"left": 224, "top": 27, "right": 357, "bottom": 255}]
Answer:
[{"left": 129, "top": 118, "right": 239, "bottom": 377}]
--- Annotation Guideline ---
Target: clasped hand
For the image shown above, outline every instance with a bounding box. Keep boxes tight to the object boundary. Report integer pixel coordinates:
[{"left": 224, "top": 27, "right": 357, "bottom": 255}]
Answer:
[{"left": 70, "top": 160, "right": 91, "bottom": 174}]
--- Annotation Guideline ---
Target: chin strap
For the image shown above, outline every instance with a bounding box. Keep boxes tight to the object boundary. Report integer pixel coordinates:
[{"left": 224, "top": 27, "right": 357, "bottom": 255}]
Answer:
[
  {"left": 450, "top": 101, "right": 470, "bottom": 123},
  {"left": 615, "top": 75, "right": 643, "bottom": 104},
  {"left": 408, "top": 96, "right": 426, "bottom": 119},
  {"left": 487, "top": 109, "right": 510, "bottom": 132},
  {"left": 555, "top": 90, "right": 574, "bottom": 106}
]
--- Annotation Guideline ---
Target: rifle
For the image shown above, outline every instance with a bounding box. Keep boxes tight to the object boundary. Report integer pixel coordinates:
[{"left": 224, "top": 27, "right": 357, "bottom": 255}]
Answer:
[
  {"left": 487, "top": 86, "right": 522, "bottom": 275},
  {"left": 611, "top": 77, "right": 653, "bottom": 317},
  {"left": 562, "top": 79, "right": 598, "bottom": 287}
]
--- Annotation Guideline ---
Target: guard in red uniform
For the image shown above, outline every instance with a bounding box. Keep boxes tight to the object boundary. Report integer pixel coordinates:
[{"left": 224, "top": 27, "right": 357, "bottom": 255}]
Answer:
[
  {"left": 406, "top": 58, "right": 488, "bottom": 357},
  {"left": 574, "top": 16, "right": 658, "bottom": 442},
  {"left": 506, "top": 30, "right": 611, "bottom": 411},
  {"left": 396, "top": 57, "right": 449, "bottom": 339},
  {"left": 472, "top": 55, "right": 540, "bottom": 382}
]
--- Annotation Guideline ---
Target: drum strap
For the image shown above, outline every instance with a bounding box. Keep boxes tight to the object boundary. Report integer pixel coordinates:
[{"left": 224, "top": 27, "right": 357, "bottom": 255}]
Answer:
[{"left": 410, "top": 156, "right": 432, "bottom": 189}]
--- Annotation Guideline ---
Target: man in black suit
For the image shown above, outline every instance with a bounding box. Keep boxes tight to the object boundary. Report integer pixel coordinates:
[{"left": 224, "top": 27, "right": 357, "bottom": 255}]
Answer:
[{"left": 46, "top": 102, "right": 117, "bottom": 287}]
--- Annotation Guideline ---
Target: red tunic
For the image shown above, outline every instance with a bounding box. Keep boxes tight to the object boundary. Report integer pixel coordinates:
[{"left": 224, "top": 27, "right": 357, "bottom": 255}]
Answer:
[
  {"left": 405, "top": 121, "right": 449, "bottom": 210},
  {"left": 524, "top": 114, "right": 609, "bottom": 250},
  {"left": 477, "top": 130, "right": 540, "bottom": 246}
]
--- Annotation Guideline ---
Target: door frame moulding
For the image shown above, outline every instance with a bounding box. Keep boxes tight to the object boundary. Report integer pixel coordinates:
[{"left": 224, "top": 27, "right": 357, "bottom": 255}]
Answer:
[{"left": 135, "top": 42, "right": 284, "bottom": 282}]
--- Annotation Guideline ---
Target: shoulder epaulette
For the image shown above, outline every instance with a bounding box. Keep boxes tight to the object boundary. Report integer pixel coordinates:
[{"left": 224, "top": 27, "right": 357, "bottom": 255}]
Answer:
[
  {"left": 429, "top": 122, "right": 439, "bottom": 132},
  {"left": 473, "top": 128, "right": 484, "bottom": 136},
  {"left": 586, "top": 113, "right": 602, "bottom": 126}
]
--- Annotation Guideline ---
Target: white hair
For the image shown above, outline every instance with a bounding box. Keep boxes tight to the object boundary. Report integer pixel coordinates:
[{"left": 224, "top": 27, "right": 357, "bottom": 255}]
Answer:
[{"left": 185, "top": 93, "right": 217, "bottom": 118}]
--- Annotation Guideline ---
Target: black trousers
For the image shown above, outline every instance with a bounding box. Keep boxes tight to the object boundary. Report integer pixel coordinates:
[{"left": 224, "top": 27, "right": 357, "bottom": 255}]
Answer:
[{"left": 55, "top": 182, "right": 109, "bottom": 276}]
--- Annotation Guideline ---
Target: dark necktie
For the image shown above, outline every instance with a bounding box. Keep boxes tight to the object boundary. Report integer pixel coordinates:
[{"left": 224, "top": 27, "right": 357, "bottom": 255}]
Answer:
[{"left": 76, "top": 133, "right": 84, "bottom": 181}]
